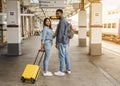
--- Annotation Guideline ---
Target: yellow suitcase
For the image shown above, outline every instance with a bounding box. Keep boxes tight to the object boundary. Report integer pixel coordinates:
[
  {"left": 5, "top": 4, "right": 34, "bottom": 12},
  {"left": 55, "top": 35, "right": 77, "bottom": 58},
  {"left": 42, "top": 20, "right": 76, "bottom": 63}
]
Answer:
[{"left": 21, "top": 50, "right": 44, "bottom": 84}]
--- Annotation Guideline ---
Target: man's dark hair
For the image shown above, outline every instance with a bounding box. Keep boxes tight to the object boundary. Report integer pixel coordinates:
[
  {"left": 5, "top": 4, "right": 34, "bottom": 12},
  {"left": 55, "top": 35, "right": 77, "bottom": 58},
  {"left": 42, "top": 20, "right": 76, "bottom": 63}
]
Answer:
[{"left": 56, "top": 9, "right": 63, "bottom": 13}]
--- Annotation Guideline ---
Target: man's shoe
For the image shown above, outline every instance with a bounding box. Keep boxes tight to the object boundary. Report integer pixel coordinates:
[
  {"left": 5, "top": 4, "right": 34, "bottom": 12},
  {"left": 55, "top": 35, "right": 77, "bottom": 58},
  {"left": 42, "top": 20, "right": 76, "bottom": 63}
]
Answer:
[
  {"left": 54, "top": 71, "right": 65, "bottom": 76},
  {"left": 66, "top": 70, "right": 71, "bottom": 74}
]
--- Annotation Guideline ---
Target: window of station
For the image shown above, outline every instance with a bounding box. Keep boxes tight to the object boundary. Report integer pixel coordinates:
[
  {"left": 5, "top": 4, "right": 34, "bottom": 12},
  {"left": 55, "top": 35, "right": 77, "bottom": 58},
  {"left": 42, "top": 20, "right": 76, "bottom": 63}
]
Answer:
[
  {"left": 112, "top": 23, "right": 116, "bottom": 28},
  {"left": 108, "top": 23, "right": 111, "bottom": 28},
  {"left": 103, "top": 24, "right": 107, "bottom": 28}
]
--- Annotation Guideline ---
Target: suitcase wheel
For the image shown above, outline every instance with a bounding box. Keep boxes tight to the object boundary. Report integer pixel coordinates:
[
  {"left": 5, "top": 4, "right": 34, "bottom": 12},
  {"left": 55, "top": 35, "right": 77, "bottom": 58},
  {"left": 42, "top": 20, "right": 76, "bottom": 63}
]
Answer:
[
  {"left": 31, "top": 78, "right": 36, "bottom": 84},
  {"left": 21, "top": 77, "right": 26, "bottom": 83}
]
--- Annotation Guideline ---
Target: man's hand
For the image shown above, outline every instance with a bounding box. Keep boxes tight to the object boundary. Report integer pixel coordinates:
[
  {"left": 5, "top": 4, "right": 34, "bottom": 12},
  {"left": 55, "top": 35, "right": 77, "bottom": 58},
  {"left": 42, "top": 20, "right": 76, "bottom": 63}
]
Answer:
[{"left": 55, "top": 44, "right": 58, "bottom": 49}]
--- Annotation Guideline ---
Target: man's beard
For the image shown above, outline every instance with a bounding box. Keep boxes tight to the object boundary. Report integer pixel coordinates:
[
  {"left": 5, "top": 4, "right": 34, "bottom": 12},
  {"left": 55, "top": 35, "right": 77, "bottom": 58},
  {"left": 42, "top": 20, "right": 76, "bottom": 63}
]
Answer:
[{"left": 58, "top": 17, "right": 61, "bottom": 19}]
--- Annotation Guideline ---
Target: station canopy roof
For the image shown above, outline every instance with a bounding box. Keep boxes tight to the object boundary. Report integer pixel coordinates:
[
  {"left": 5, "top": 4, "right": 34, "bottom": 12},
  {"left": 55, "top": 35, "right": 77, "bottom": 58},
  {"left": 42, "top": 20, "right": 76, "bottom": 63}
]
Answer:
[{"left": 21, "top": 0, "right": 89, "bottom": 20}]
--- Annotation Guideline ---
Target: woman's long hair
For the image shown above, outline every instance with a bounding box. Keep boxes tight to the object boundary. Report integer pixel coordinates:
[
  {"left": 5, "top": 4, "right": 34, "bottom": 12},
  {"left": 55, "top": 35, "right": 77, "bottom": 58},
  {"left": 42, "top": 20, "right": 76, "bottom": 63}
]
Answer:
[{"left": 43, "top": 18, "right": 52, "bottom": 29}]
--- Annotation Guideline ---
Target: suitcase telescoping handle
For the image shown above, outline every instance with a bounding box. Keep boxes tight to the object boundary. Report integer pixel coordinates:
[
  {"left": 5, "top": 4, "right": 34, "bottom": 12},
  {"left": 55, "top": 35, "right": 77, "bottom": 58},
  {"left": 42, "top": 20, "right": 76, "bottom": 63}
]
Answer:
[{"left": 33, "top": 50, "right": 44, "bottom": 65}]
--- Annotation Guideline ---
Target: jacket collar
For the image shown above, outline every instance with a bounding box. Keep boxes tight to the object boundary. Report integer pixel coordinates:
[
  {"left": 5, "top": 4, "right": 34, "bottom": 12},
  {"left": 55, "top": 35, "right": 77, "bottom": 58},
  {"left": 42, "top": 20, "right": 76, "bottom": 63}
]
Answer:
[{"left": 60, "top": 17, "right": 64, "bottom": 22}]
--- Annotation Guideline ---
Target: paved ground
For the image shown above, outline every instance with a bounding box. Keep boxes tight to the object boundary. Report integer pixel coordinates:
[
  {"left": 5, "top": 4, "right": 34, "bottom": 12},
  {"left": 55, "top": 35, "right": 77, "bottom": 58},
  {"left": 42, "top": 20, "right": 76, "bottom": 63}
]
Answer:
[
  {"left": 0, "top": 35, "right": 120, "bottom": 86},
  {"left": 91, "top": 41, "right": 120, "bottom": 85}
]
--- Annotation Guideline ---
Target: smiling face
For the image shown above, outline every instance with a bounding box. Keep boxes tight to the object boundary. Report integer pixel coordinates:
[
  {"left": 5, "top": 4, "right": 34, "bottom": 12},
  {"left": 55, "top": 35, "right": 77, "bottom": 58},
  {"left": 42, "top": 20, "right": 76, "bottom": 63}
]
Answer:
[
  {"left": 56, "top": 11, "right": 62, "bottom": 19},
  {"left": 56, "top": 9, "right": 63, "bottom": 19},
  {"left": 43, "top": 18, "right": 51, "bottom": 28},
  {"left": 45, "top": 19, "right": 51, "bottom": 27}
]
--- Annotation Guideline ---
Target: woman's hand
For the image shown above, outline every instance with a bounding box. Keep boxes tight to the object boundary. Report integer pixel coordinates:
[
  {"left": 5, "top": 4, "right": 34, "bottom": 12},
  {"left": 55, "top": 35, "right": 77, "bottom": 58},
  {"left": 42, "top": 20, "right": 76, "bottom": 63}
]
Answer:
[
  {"left": 40, "top": 44, "right": 45, "bottom": 52},
  {"left": 40, "top": 47, "right": 44, "bottom": 52}
]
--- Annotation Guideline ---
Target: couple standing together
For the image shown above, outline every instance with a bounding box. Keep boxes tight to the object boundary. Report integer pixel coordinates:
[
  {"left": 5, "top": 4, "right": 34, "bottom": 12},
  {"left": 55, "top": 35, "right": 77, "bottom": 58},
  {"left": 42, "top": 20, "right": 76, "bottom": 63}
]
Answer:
[{"left": 40, "top": 9, "right": 72, "bottom": 76}]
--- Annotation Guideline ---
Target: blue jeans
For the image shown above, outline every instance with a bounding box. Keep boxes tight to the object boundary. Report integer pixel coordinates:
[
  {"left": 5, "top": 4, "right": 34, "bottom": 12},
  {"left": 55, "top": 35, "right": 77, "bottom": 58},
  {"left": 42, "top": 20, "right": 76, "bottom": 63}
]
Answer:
[
  {"left": 43, "top": 40, "right": 52, "bottom": 72},
  {"left": 58, "top": 43, "right": 71, "bottom": 72}
]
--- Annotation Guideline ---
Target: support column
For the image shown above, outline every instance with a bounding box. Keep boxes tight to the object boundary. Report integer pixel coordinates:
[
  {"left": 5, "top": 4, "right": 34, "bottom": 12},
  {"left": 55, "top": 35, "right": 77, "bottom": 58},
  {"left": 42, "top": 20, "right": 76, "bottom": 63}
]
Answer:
[
  {"left": 30, "top": 16, "right": 32, "bottom": 36},
  {"left": 32, "top": 16, "right": 35, "bottom": 35},
  {"left": 89, "top": 0, "right": 102, "bottom": 55},
  {"left": 40, "top": 21, "right": 43, "bottom": 31},
  {"left": 22, "top": 7, "right": 25, "bottom": 37},
  {"left": 0, "top": 0, "right": 7, "bottom": 47},
  {"left": 78, "top": 0, "right": 87, "bottom": 47},
  {"left": 7, "top": 0, "right": 22, "bottom": 55},
  {"left": 118, "top": 19, "right": 120, "bottom": 34}
]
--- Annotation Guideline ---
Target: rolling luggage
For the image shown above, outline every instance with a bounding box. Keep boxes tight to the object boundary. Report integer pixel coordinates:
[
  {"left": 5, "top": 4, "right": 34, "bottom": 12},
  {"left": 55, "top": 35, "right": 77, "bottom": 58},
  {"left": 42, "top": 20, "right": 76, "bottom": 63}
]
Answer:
[{"left": 21, "top": 50, "right": 44, "bottom": 84}]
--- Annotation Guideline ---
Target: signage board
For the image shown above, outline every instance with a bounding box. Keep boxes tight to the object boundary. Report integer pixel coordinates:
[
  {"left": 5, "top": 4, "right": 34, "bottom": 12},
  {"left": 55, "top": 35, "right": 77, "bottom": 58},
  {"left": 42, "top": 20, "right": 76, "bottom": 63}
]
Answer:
[
  {"left": 39, "top": 0, "right": 64, "bottom": 8},
  {"left": 8, "top": 11, "right": 16, "bottom": 25}
]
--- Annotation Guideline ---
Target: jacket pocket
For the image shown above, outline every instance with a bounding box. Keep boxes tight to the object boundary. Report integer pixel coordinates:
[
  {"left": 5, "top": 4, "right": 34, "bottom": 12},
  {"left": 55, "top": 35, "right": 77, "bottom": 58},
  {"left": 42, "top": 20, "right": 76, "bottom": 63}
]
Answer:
[{"left": 62, "top": 35, "right": 69, "bottom": 44}]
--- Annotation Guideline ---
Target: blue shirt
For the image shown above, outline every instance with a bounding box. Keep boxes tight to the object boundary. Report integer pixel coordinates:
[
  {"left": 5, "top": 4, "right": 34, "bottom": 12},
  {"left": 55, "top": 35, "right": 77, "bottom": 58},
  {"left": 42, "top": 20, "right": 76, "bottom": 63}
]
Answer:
[{"left": 41, "top": 26, "right": 54, "bottom": 44}]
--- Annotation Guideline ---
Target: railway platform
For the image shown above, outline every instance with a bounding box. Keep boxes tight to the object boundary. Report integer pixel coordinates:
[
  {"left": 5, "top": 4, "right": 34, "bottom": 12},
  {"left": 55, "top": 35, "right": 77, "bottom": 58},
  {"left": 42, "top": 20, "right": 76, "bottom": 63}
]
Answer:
[{"left": 0, "top": 35, "right": 120, "bottom": 86}]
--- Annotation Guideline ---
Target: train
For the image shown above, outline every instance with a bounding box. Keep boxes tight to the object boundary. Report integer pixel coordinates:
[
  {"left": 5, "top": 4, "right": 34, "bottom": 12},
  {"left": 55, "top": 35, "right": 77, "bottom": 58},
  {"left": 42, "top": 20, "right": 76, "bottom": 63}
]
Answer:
[{"left": 102, "top": 9, "right": 120, "bottom": 44}]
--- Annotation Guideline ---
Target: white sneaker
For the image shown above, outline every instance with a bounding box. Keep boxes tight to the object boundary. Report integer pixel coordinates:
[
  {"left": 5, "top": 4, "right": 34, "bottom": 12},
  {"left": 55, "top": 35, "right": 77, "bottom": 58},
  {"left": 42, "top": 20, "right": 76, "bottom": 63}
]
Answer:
[
  {"left": 43, "top": 71, "right": 53, "bottom": 76},
  {"left": 66, "top": 70, "right": 71, "bottom": 74},
  {"left": 54, "top": 71, "right": 65, "bottom": 76}
]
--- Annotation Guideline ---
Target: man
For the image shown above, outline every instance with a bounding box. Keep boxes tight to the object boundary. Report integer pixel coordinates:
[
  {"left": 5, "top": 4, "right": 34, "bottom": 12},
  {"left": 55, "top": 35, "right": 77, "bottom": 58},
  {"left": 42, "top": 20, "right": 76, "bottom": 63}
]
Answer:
[{"left": 54, "top": 9, "right": 71, "bottom": 76}]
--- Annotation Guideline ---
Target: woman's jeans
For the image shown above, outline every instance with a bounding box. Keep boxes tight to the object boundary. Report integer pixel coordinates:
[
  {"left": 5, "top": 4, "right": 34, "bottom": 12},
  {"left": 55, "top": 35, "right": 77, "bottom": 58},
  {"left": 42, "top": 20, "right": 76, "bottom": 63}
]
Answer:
[
  {"left": 43, "top": 40, "right": 52, "bottom": 72},
  {"left": 58, "top": 43, "right": 71, "bottom": 72}
]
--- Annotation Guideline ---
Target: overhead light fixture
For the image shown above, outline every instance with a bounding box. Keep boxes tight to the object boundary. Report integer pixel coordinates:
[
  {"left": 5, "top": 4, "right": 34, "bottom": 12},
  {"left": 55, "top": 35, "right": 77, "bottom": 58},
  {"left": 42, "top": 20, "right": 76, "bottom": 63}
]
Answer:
[{"left": 49, "top": 16, "right": 58, "bottom": 20}]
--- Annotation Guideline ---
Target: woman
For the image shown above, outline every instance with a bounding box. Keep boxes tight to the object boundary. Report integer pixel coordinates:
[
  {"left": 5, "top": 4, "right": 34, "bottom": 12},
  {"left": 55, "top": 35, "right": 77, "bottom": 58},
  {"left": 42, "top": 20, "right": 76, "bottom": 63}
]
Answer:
[{"left": 40, "top": 18, "right": 54, "bottom": 76}]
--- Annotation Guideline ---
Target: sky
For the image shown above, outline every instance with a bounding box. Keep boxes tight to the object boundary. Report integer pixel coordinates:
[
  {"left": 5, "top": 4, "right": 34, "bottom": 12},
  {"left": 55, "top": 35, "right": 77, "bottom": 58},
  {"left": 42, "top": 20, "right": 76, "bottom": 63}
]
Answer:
[
  {"left": 70, "top": 0, "right": 120, "bottom": 23},
  {"left": 103, "top": 0, "right": 120, "bottom": 11}
]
